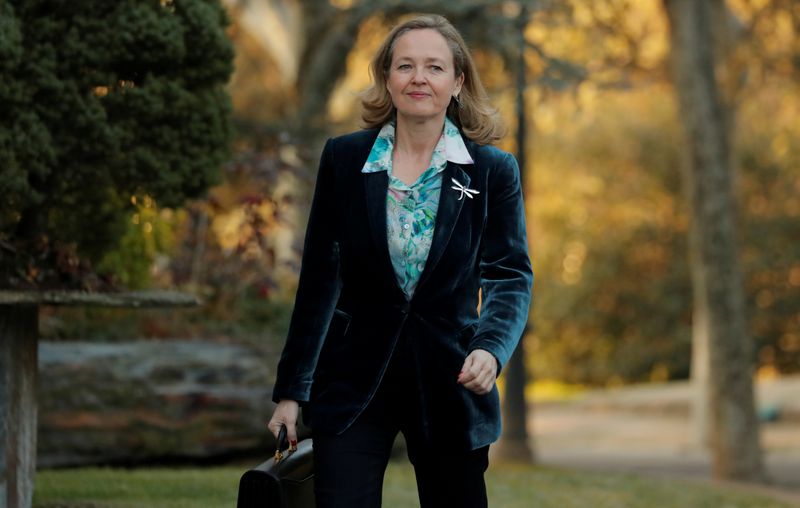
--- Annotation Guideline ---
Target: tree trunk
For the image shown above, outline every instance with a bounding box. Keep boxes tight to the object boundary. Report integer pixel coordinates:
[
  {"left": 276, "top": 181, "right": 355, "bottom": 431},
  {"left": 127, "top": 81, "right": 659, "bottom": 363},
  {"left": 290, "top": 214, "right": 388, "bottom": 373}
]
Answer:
[
  {"left": 493, "top": 4, "right": 534, "bottom": 464},
  {"left": 663, "top": 0, "right": 765, "bottom": 482},
  {"left": 690, "top": 290, "right": 711, "bottom": 447},
  {"left": 686, "top": 0, "right": 745, "bottom": 451},
  {"left": 495, "top": 330, "right": 533, "bottom": 462}
]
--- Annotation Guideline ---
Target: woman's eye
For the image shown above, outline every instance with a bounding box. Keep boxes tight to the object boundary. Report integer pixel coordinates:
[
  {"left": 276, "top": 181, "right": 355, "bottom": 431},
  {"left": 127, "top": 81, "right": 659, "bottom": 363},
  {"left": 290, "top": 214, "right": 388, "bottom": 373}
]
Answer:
[
  {"left": 397, "top": 64, "right": 412, "bottom": 70},
  {"left": 431, "top": 65, "right": 444, "bottom": 72}
]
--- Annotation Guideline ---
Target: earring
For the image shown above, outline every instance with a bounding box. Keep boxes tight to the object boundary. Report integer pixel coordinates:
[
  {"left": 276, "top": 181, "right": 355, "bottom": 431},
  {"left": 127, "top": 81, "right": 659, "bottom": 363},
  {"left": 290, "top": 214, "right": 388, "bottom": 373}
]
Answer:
[{"left": 452, "top": 94, "right": 462, "bottom": 108}]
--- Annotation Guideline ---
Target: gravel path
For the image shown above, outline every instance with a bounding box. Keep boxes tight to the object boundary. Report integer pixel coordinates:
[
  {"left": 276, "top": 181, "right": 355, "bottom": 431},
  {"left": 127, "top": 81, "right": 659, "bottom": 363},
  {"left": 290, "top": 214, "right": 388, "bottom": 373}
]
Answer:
[{"left": 530, "top": 377, "right": 800, "bottom": 505}]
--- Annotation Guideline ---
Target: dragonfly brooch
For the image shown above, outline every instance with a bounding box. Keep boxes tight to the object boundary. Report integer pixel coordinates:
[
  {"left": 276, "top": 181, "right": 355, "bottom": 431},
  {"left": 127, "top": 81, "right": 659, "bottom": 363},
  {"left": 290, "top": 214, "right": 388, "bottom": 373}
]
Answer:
[{"left": 450, "top": 178, "right": 480, "bottom": 200}]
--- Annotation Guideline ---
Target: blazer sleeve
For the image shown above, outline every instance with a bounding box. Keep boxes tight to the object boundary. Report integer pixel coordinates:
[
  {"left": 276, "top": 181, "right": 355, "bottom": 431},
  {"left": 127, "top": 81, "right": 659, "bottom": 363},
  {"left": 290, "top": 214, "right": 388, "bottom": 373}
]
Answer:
[
  {"left": 272, "top": 138, "right": 342, "bottom": 403},
  {"left": 469, "top": 152, "right": 533, "bottom": 373}
]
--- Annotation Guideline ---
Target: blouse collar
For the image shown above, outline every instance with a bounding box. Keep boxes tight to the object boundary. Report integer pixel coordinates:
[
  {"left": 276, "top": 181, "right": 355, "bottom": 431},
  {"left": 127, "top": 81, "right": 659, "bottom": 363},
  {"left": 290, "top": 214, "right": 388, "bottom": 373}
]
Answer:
[{"left": 361, "top": 117, "right": 474, "bottom": 175}]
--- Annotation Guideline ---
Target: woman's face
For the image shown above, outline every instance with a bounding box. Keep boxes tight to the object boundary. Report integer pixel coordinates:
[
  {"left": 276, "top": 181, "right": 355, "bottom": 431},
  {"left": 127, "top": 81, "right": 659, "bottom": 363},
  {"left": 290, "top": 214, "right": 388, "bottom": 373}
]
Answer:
[{"left": 386, "top": 28, "right": 464, "bottom": 124}]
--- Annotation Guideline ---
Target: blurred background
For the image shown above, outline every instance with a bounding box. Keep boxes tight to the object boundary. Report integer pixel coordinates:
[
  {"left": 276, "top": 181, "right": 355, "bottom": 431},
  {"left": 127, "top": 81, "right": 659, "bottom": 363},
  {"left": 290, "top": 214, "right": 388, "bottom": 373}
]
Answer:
[{"left": 1, "top": 0, "right": 798, "bottom": 504}]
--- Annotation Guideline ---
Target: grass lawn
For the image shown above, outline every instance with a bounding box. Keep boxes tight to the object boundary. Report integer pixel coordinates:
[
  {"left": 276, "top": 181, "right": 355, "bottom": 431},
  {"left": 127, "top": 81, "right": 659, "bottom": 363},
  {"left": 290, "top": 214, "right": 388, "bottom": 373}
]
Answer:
[{"left": 34, "top": 461, "right": 795, "bottom": 508}]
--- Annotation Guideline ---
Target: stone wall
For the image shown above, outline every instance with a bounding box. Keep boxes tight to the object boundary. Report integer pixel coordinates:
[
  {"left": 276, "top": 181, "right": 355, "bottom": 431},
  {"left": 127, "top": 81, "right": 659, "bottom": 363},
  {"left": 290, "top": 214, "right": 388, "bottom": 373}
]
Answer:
[{"left": 37, "top": 340, "right": 280, "bottom": 467}]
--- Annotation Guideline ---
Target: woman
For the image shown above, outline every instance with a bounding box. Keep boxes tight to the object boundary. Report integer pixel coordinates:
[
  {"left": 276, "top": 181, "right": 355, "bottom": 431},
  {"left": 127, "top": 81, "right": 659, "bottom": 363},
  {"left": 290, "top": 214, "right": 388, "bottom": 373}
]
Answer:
[{"left": 267, "top": 13, "right": 532, "bottom": 508}]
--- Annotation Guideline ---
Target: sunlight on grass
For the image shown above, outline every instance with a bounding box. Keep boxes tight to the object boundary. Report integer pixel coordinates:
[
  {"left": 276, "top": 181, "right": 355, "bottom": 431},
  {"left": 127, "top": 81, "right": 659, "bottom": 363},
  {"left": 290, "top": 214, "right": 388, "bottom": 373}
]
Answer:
[{"left": 34, "top": 463, "right": 794, "bottom": 508}]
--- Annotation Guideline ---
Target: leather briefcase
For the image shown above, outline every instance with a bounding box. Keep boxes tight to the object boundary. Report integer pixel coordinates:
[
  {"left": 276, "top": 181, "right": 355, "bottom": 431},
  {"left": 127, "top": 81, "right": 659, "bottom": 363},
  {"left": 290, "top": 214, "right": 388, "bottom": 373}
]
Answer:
[{"left": 237, "top": 425, "right": 315, "bottom": 508}]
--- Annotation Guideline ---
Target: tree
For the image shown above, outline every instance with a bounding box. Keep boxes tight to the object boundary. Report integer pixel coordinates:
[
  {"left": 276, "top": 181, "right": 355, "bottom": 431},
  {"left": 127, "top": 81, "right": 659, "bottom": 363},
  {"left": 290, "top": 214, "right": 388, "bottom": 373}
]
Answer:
[
  {"left": 0, "top": 0, "right": 234, "bottom": 289},
  {"left": 493, "top": 3, "right": 535, "bottom": 464},
  {"left": 663, "top": 0, "right": 764, "bottom": 481}
]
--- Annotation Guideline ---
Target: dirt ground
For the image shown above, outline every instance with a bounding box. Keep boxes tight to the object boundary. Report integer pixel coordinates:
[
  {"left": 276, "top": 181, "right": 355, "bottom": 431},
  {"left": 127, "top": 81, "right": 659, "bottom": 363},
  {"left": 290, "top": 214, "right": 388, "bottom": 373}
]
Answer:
[{"left": 529, "top": 376, "right": 800, "bottom": 506}]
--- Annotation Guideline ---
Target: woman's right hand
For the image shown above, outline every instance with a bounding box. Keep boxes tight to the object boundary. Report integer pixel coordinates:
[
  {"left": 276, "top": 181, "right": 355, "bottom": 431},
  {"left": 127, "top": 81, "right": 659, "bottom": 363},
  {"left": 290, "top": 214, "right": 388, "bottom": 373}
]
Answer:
[{"left": 267, "top": 399, "right": 300, "bottom": 446}]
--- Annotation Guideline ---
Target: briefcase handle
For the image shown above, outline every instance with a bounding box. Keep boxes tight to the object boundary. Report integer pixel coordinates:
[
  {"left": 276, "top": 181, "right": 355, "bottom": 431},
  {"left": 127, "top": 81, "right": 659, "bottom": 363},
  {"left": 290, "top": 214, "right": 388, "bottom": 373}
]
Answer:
[{"left": 275, "top": 424, "right": 298, "bottom": 463}]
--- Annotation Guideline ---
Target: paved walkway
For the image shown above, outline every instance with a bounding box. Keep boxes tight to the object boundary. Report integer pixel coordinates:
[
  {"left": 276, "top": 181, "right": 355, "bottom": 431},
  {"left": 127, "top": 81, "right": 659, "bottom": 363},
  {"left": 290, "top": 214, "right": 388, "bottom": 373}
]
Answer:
[{"left": 531, "top": 376, "right": 800, "bottom": 505}]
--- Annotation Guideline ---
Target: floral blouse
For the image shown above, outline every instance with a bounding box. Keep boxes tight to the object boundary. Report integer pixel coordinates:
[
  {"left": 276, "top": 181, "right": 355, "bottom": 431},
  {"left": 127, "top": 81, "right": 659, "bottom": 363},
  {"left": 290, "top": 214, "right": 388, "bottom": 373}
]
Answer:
[{"left": 361, "top": 117, "right": 474, "bottom": 297}]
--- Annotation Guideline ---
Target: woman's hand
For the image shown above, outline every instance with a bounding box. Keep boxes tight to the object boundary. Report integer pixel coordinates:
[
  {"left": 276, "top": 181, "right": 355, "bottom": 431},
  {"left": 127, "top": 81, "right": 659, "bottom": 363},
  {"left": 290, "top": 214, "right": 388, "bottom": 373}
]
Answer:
[
  {"left": 267, "top": 399, "right": 300, "bottom": 446},
  {"left": 457, "top": 349, "right": 498, "bottom": 395}
]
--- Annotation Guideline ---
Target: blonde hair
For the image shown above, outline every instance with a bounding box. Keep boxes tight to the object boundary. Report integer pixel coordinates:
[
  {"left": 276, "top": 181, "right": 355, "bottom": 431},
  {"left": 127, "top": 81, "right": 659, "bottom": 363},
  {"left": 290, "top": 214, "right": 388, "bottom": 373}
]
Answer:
[{"left": 361, "top": 14, "right": 505, "bottom": 145}]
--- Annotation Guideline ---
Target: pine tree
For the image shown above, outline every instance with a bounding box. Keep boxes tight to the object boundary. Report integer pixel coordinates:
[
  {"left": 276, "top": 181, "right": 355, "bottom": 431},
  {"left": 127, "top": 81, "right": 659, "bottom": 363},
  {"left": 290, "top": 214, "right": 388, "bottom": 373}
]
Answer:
[{"left": 0, "top": 0, "right": 234, "bottom": 289}]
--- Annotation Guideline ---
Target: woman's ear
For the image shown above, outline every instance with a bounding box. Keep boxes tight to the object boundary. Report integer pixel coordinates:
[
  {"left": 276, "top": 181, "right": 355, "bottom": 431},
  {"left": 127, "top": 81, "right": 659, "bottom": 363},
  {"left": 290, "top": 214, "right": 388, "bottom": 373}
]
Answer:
[{"left": 455, "top": 72, "right": 465, "bottom": 96}]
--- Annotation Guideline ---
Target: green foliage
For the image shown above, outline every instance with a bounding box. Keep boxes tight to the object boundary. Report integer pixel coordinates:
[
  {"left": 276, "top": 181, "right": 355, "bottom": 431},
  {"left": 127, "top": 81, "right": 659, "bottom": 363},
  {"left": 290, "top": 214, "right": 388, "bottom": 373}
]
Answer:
[
  {"left": 0, "top": 0, "right": 234, "bottom": 288},
  {"left": 96, "top": 196, "right": 177, "bottom": 289},
  {"left": 0, "top": 0, "right": 53, "bottom": 232}
]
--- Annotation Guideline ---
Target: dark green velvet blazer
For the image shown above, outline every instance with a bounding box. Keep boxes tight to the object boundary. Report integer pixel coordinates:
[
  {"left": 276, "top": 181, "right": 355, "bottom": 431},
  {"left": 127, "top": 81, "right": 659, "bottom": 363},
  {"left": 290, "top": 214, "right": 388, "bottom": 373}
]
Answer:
[{"left": 272, "top": 127, "right": 533, "bottom": 450}]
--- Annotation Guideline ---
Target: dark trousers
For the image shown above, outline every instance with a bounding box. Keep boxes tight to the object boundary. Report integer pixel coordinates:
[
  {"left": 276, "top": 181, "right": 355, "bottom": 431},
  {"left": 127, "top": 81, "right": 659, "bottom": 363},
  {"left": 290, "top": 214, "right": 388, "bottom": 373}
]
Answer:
[{"left": 312, "top": 336, "right": 490, "bottom": 508}]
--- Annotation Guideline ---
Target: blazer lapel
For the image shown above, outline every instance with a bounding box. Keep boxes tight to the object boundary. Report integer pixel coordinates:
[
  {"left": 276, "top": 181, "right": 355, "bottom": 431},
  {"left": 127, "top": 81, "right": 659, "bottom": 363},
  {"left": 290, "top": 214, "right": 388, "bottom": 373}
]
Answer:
[
  {"left": 364, "top": 170, "right": 404, "bottom": 295},
  {"left": 415, "top": 162, "right": 471, "bottom": 293}
]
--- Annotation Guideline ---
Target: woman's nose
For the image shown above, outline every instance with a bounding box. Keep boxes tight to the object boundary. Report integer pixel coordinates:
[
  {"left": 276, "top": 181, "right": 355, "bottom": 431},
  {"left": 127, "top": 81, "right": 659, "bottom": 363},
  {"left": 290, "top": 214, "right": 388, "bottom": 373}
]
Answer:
[{"left": 411, "top": 68, "right": 427, "bottom": 84}]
